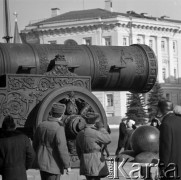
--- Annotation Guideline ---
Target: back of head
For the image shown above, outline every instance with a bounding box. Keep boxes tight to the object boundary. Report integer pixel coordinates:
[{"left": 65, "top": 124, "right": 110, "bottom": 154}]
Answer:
[
  {"left": 83, "top": 112, "right": 100, "bottom": 124},
  {"left": 157, "top": 100, "right": 173, "bottom": 115},
  {"left": 174, "top": 105, "right": 181, "bottom": 116},
  {"left": 2, "top": 115, "right": 16, "bottom": 131},
  {"left": 121, "top": 117, "right": 127, "bottom": 124},
  {"left": 51, "top": 102, "right": 66, "bottom": 118},
  {"left": 127, "top": 119, "right": 135, "bottom": 128}
]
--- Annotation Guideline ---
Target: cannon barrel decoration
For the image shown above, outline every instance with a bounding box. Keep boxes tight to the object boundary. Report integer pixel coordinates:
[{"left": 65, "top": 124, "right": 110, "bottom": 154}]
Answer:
[
  {"left": 0, "top": 43, "right": 157, "bottom": 166},
  {"left": 0, "top": 43, "right": 157, "bottom": 92}
]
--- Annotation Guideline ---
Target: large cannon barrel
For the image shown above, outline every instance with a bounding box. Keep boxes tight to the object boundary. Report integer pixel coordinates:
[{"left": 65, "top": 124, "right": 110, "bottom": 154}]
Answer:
[{"left": 0, "top": 43, "right": 157, "bottom": 92}]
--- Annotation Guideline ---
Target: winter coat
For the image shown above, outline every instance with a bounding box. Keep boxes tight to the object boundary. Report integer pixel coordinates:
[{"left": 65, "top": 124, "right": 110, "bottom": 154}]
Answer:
[
  {"left": 76, "top": 125, "right": 111, "bottom": 177},
  {"left": 0, "top": 129, "right": 35, "bottom": 180},
  {"left": 33, "top": 117, "right": 70, "bottom": 174},
  {"left": 115, "top": 122, "right": 128, "bottom": 155},
  {"left": 159, "top": 112, "right": 181, "bottom": 179}
]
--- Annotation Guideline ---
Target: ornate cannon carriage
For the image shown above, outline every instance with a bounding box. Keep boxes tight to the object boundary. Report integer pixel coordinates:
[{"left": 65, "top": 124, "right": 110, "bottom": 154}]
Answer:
[{"left": 0, "top": 43, "right": 157, "bottom": 166}]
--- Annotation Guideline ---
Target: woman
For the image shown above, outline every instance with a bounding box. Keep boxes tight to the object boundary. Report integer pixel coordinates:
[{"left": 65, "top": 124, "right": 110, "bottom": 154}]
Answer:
[
  {"left": 150, "top": 118, "right": 160, "bottom": 130},
  {"left": 76, "top": 112, "right": 111, "bottom": 180}
]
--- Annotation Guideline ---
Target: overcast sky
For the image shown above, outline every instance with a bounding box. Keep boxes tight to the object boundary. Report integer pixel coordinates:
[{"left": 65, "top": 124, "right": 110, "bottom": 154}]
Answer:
[{"left": 0, "top": 0, "right": 181, "bottom": 43}]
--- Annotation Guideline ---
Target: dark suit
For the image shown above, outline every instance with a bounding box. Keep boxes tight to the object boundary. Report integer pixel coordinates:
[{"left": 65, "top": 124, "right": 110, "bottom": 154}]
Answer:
[
  {"left": 159, "top": 113, "right": 181, "bottom": 179},
  {"left": 115, "top": 122, "right": 128, "bottom": 155}
]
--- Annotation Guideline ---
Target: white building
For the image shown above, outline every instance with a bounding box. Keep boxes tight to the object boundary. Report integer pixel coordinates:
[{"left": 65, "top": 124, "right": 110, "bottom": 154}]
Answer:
[{"left": 21, "top": 0, "right": 181, "bottom": 117}]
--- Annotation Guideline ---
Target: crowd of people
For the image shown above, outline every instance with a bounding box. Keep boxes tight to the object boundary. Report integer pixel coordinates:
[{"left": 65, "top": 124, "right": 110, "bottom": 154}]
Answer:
[
  {"left": 0, "top": 99, "right": 181, "bottom": 180},
  {"left": 115, "top": 114, "right": 161, "bottom": 155},
  {"left": 0, "top": 102, "right": 111, "bottom": 180}
]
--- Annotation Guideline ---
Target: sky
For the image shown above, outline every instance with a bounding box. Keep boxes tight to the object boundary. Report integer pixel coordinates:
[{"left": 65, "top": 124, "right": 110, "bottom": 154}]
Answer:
[{"left": 1, "top": 0, "right": 181, "bottom": 43}]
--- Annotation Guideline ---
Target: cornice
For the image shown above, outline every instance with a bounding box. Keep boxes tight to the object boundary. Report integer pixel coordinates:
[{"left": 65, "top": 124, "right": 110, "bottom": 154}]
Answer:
[{"left": 22, "top": 19, "right": 181, "bottom": 38}]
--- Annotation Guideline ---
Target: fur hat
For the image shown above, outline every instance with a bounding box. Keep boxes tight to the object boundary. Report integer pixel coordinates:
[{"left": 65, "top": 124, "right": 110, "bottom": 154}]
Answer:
[
  {"left": 84, "top": 112, "right": 100, "bottom": 124},
  {"left": 174, "top": 105, "right": 181, "bottom": 116},
  {"left": 51, "top": 103, "right": 66, "bottom": 115}
]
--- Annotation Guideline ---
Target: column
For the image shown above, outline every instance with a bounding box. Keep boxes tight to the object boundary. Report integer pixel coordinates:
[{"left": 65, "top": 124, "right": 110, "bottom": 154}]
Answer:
[
  {"left": 97, "top": 26, "right": 103, "bottom": 45},
  {"left": 113, "top": 27, "right": 122, "bottom": 46},
  {"left": 177, "top": 39, "right": 181, "bottom": 83},
  {"left": 132, "top": 34, "right": 137, "bottom": 44},
  {"left": 156, "top": 36, "right": 164, "bottom": 83},
  {"left": 168, "top": 38, "right": 174, "bottom": 78}
]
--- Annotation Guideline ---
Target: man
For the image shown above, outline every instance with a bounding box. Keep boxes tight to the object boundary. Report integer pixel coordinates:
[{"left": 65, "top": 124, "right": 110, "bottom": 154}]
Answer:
[
  {"left": 33, "top": 102, "right": 71, "bottom": 180},
  {"left": 125, "top": 119, "right": 136, "bottom": 150},
  {"left": 115, "top": 117, "right": 128, "bottom": 155},
  {"left": 0, "top": 115, "right": 35, "bottom": 180},
  {"left": 76, "top": 112, "right": 111, "bottom": 180},
  {"left": 158, "top": 100, "right": 181, "bottom": 179}
]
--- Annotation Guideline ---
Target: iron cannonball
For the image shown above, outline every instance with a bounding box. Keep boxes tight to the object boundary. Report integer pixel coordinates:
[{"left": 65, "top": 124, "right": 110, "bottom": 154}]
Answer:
[{"left": 130, "top": 125, "right": 159, "bottom": 154}]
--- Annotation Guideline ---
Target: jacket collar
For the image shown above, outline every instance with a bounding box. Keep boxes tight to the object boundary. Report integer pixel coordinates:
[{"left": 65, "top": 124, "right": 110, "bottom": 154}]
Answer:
[
  {"left": 0, "top": 129, "right": 22, "bottom": 138},
  {"left": 48, "top": 116, "right": 64, "bottom": 126}
]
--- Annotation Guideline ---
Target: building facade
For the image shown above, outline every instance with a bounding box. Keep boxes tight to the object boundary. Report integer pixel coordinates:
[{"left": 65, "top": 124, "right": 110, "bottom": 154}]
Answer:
[{"left": 21, "top": 1, "right": 181, "bottom": 117}]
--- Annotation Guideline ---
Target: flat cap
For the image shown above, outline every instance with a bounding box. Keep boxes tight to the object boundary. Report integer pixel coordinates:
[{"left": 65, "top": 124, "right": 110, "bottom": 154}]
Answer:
[
  {"left": 52, "top": 102, "right": 66, "bottom": 114},
  {"left": 84, "top": 112, "right": 100, "bottom": 124}
]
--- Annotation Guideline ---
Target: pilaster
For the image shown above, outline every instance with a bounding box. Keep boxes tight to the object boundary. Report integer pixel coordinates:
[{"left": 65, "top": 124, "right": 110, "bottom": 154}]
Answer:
[
  {"left": 156, "top": 36, "right": 164, "bottom": 83},
  {"left": 168, "top": 38, "right": 174, "bottom": 78}
]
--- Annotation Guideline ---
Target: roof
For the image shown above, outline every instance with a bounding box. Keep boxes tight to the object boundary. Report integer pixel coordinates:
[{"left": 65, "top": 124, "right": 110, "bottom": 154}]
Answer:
[
  {"left": 27, "top": 8, "right": 181, "bottom": 27},
  {"left": 28, "top": 8, "right": 121, "bottom": 26}
]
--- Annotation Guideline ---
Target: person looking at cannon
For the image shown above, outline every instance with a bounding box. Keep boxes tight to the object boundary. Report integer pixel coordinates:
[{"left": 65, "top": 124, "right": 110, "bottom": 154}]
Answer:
[
  {"left": 33, "top": 102, "right": 71, "bottom": 180},
  {"left": 125, "top": 119, "right": 136, "bottom": 150},
  {"left": 157, "top": 100, "right": 181, "bottom": 179},
  {"left": 0, "top": 115, "right": 35, "bottom": 180},
  {"left": 95, "top": 120, "right": 111, "bottom": 157},
  {"left": 115, "top": 117, "right": 128, "bottom": 155},
  {"left": 76, "top": 112, "right": 111, "bottom": 180}
]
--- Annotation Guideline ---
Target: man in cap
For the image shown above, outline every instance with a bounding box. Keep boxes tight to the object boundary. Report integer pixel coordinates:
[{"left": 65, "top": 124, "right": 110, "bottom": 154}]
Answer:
[
  {"left": 157, "top": 100, "right": 181, "bottom": 179},
  {"left": 33, "top": 102, "right": 71, "bottom": 180},
  {"left": 76, "top": 112, "right": 111, "bottom": 180}
]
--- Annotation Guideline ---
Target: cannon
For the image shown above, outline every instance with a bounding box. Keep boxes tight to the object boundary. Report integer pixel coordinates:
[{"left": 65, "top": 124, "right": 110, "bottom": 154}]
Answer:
[{"left": 0, "top": 43, "right": 157, "bottom": 166}]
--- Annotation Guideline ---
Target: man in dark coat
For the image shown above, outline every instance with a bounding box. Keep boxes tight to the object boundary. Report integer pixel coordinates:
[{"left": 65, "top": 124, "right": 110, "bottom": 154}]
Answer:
[
  {"left": 158, "top": 100, "right": 181, "bottom": 179},
  {"left": 115, "top": 117, "right": 128, "bottom": 155},
  {"left": 33, "top": 102, "right": 71, "bottom": 180},
  {"left": 0, "top": 115, "right": 35, "bottom": 180}
]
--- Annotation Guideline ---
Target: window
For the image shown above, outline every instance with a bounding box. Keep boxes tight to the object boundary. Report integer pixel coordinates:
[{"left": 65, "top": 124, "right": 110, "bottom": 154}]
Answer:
[
  {"left": 137, "top": 35, "right": 144, "bottom": 44},
  {"left": 123, "top": 37, "right": 127, "bottom": 46},
  {"left": 84, "top": 38, "right": 92, "bottom": 45},
  {"left": 104, "top": 37, "right": 111, "bottom": 46},
  {"left": 166, "top": 93, "right": 170, "bottom": 101},
  {"left": 161, "top": 41, "right": 165, "bottom": 51},
  {"left": 107, "top": 94, "right": 113, "bottom": 107},
  {"left": 149, "top": 39, "right": 153, "bottom": 48},
  {"left": 137, "top": 38, "right": 141, "bottom": 44},
  {"left": 161, "top": 38, "right": 167, "bottom": 52},
  {"left": 48, "top": 40, "right": 57, "bottom": 44},
  {"left": 174, "top": 68, "right": 177, "bottom": 79},
  {"left": 162, "top": 68, "right": 166, "bottom": 80},
  {"left": 173, "top": 41, "right": 177, "bottom": 53},
  {"left": 107, "top": 113, "right": 114, "bottom": 117}
]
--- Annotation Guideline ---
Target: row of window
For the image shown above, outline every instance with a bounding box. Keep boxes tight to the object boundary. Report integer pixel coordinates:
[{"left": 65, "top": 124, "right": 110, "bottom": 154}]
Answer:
[
  {"left": 48, "top": 37, "right": 178, "bottom": 54},
  {"left": 162, "top": 68, "right": 177, "bottom": 80}
]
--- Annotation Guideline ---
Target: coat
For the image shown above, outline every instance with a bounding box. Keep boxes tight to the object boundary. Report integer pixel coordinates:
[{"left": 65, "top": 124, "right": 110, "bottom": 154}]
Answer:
[
  {"left": 33, "top": 117, "right": 70, "bottom": 174},
  {"left": 115, "top": 122, "right": 128, "bottom": 155},
  {"left": 76, "top": 125, "right": 111, "bottom": 177},
  {"left": 159, "top": 112, "right": 181, "bottom": 179},
  {"left": 0, "top": 130, "right": 35, "bottom": 180}
]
